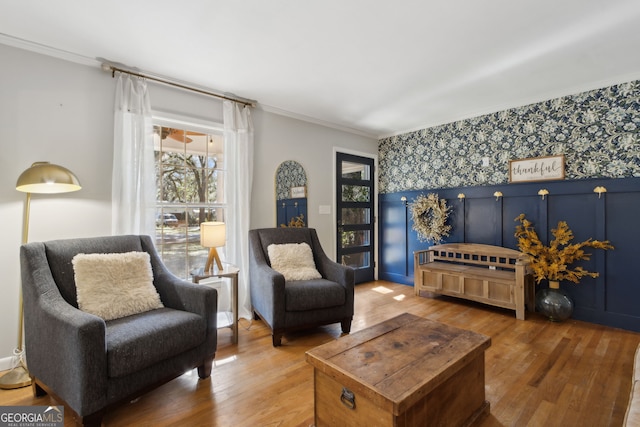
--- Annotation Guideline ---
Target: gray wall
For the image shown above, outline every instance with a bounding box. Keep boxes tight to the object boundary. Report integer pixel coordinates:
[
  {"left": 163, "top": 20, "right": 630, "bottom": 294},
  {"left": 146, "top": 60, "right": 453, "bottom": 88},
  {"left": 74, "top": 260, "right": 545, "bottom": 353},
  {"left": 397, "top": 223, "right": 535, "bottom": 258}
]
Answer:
[
  {"left": 0, "top": 43, "right": 377, "bottom": 366},
  {"left": 251, "top": 110, "right": 377, "bottom": 252}
]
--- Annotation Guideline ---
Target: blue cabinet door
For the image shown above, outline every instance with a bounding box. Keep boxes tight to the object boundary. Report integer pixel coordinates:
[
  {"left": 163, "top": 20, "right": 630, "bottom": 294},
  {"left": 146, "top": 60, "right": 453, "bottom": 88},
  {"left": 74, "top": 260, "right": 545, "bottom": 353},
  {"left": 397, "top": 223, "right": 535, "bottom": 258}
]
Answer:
[{"left": 379, "top": 198, "right": 410, "bottom": 284}]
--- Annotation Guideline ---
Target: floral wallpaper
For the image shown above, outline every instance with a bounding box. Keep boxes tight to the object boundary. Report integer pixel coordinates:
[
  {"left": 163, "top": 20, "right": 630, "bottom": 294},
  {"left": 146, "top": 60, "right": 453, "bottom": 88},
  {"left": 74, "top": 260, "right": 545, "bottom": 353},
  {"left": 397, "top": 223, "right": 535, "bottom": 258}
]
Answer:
[
  {"left": 275, "top": 160, "right": 307, "bottom": 200},
  {"left": 379, "top": 80, "right": 640, "bottom": 193}
]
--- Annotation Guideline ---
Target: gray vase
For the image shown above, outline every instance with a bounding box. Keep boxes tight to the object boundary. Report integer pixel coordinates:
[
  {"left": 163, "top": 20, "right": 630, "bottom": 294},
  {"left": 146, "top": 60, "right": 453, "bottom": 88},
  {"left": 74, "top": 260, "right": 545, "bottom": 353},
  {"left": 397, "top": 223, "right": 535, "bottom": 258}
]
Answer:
[{"left": 536, "top": 282, "right": 574, "bottom": 322}]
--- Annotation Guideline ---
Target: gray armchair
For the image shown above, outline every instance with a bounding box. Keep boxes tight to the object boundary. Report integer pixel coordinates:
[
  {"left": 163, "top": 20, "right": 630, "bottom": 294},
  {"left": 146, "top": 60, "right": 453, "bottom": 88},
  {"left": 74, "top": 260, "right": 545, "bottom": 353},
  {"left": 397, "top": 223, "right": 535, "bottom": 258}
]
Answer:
[
  {"left": 20, "top": 235, "right": 217, "bottom": 427},
  {"left": 249, "top": 228, "right": 354, "bottom": 346}
]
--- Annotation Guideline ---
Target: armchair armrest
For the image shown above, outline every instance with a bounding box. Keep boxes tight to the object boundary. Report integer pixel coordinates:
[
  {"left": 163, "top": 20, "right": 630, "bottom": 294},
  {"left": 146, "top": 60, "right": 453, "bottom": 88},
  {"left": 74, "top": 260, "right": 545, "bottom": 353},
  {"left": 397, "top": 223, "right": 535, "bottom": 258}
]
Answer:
[
  {"left": 317, "top": 256, "right": 355, "bottom": 318},
  {"left": 307, "top": 231, "right": 355, "bottom": 317},
  {"left": 248, "top": 235, "right": 286, "bottom": 328},
  {"left": 309, "top": 230, "right": 355, "bottom": 289},
  {"left": 140, "top": 236, "right": 217, "bottom": 339},
  {"left": 21, "top": 243, "right": 108, "bottom": 415},
  {"left": 317, "top": 256, "right": 355, "bottom": 289}
]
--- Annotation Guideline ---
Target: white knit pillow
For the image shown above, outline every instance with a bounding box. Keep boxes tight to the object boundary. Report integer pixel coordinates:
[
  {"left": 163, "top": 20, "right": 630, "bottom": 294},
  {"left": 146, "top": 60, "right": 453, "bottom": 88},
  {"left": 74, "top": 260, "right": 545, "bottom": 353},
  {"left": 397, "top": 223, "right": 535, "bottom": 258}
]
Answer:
[
  {"left": 72, "top": 252, "right": 164, "bottom": 321},
  {"left": 267, "top": 243, "right": 322, "bottom": 281}
]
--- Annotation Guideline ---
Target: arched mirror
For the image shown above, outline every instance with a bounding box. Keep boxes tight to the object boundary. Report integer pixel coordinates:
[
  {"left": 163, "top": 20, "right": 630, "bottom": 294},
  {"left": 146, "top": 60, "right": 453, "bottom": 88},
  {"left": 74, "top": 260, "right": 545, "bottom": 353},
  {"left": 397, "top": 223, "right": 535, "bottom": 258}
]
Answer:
[{"left": 275, "top": 160, "right": 308, "bottom": 227}]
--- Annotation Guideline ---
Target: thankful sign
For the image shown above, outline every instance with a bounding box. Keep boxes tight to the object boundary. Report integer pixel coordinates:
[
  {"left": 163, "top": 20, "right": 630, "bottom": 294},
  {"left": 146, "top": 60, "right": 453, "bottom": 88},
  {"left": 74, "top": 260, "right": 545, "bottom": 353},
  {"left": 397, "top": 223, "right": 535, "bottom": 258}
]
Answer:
[{"left": 509, "top": 155, "right": 565, "bottom": 183}]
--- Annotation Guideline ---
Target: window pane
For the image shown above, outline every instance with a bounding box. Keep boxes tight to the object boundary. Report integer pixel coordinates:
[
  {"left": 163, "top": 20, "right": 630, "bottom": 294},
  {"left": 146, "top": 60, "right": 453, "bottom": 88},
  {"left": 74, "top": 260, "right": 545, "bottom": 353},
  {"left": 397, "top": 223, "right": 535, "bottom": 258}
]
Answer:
[
  {"left": 188, "top": 240, "right": 209, "bottom": 274},
  {"left": 184, "top": 165, "right": 211, "bottom": 203},
  {"left": 208, "top": 170, "right": 224, "bottom": 204},
  {"left": 341, "top": 161, "right": 370, "bottom": 180},
  {"left": 341, "top": 230, "right": 370, "bottom": 248},
  {"left": 156, "top": 209, "right": 187, "bottom": 241},
  {"left": 185, "top": 216, "right": 203, "bottom": 274},
  {"left": 155, "top": 208, "right": 187, "bottom": 277},
  {"left": 157, "top": 154, "right": 186, "bottom": 203},
  {"left": 341, "top": 252, "right": 370, "bottom": 269},
  {"left": 162, "top": 151, "right": 186, "bottom": 165},
  {"left": 188, "top": 206, "right": 225, "bottom": 225},
  {"left": 341, "top": 208, "right": 370, "bottom": 225},
  {"left": 342, "top": 185, "right": 370, "bottom": 202}
]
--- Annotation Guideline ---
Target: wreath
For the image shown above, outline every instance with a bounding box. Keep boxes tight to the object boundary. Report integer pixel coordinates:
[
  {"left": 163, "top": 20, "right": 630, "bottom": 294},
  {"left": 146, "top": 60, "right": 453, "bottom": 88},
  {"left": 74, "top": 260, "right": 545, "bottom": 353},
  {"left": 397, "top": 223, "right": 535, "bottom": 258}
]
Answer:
[{"left": 410, "top": 193, "right": 451, "bottom": 243}]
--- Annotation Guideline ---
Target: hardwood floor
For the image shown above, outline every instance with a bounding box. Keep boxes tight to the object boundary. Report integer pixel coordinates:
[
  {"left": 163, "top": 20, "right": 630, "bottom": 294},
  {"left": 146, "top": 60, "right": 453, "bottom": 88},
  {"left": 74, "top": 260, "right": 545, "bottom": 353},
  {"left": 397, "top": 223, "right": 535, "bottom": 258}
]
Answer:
[{"left": 1, "top": 280, "right": 638, "bottom": 426}]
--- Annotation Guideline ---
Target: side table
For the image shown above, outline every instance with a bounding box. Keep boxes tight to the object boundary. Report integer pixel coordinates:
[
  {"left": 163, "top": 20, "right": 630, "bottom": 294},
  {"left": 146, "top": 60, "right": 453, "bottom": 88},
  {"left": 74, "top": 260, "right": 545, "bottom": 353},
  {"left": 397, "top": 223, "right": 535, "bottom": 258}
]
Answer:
[{"left": 191, "top": 264, "right": 239, "bottom": 344}]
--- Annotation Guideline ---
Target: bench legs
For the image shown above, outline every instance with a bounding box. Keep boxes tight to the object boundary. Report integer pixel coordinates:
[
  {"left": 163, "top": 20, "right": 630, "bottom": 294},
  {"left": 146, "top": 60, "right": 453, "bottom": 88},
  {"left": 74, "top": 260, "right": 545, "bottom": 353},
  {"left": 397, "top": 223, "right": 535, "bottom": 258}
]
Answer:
[
  {"left": 515, "top": 281, "right": 526, "bottom": 320},
  {"left": 516, "top": 303, "right": 525, "bottom": 320},
  {"left": 516, "top": 274, "right": 536, "bottom": 320}
]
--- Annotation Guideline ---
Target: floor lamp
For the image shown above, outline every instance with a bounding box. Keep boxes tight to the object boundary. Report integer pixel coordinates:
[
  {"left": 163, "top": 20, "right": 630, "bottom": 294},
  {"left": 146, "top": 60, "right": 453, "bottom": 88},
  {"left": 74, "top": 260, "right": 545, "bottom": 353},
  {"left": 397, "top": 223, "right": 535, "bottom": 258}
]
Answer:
[{"left": 0, "top": 162, "right": 81, "bottom": 389}]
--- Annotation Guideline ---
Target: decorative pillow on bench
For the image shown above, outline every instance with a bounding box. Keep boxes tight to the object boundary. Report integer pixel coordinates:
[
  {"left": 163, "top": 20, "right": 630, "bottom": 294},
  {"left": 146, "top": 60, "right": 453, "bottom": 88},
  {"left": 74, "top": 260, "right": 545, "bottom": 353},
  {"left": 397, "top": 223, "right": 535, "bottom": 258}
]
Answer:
[
  {"left": 72, "top": 251, "right": 164, "bottom": 321},
  {"left": 267, "top": 243, "right": 322, "bottom": 281}
]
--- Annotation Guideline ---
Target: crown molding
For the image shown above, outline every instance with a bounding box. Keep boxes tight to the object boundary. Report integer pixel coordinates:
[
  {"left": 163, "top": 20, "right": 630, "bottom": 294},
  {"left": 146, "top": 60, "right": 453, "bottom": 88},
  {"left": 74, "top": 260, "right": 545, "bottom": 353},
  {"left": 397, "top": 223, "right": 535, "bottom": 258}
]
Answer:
[
  {"left": 1, "top": 32, "right": 382, "bottom": 139},
  {"left": 0, "top": 33, "right": 101, "bottom": 68},
  {"left": 257, "top": 104, "right": 378, "bottom": 140}
]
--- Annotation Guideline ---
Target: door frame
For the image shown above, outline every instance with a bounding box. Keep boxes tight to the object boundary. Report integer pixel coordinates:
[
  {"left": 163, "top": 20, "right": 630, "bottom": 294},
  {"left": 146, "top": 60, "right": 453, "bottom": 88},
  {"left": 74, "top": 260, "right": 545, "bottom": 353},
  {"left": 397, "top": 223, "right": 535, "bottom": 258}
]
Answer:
[{"left": 333, "top": 147, "right": 379, "bottom": 281}]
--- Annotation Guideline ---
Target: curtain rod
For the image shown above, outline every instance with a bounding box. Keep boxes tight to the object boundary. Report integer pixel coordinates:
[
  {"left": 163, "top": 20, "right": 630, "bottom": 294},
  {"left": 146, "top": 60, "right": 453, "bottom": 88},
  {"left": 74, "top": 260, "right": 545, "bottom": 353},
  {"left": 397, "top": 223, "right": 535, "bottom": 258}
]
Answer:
[{"left": 104, "top": 64, "right": 256, "bottom": 107}]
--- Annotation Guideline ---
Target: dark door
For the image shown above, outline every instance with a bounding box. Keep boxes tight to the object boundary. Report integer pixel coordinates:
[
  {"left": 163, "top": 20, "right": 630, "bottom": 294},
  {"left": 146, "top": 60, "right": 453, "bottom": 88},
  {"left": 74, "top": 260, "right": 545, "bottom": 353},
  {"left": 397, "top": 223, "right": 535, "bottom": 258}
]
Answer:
[{"left": 336, "top": 152, "right": 375, "bottom": 283}]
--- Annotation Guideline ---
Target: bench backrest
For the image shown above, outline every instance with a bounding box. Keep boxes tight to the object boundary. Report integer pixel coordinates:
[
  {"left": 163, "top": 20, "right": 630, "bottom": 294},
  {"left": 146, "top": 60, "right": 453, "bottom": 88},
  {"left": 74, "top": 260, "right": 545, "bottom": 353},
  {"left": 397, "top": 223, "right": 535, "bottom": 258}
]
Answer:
[{"left": 428, "top": 243, "right": 527, "bottom": 270}]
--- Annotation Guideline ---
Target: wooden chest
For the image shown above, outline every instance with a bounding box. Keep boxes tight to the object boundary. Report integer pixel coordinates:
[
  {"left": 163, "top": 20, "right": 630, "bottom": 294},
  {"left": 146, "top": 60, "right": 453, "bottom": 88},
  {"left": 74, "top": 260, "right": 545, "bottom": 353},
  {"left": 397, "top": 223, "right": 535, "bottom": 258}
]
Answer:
[{"left": 305, "top": 313, "right": 491, "bottom": 427}]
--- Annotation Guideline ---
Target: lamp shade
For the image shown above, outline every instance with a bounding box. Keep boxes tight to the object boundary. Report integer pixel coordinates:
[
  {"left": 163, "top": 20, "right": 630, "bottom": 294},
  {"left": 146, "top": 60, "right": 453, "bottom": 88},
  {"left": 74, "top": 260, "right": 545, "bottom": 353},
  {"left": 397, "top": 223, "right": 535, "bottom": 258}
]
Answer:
[
  {"left": 200, "top": 221, "right": 226, "bottom": 248},
  {"left": 16, "top": 162, "right": 81, "bottom": 194}
]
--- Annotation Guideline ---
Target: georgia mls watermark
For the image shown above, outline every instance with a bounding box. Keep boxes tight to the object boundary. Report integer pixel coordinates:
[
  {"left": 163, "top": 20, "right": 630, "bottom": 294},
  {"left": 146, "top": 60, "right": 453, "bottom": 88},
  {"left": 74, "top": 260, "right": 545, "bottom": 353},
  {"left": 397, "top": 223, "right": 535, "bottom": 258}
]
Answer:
[{"left": 0, "top": 406, "right": 63, "bottom": 427}]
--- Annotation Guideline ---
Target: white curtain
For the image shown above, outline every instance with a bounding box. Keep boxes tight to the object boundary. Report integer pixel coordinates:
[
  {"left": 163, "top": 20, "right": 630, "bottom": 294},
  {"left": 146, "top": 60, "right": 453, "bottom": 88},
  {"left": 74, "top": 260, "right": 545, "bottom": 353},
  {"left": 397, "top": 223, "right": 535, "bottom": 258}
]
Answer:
[
  {"left": 223, "top": 101, "right": 254, "bottom": 320},
  {"left": 112, "top": 74, "right": 156, "bottom": 237}
]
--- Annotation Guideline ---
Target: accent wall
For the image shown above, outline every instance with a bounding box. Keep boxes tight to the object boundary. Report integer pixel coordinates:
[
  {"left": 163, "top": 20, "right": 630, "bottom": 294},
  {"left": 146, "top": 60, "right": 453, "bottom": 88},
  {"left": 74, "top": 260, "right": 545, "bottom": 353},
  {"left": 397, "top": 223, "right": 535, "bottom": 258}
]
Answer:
[
  {"left": 378, "top": 80, "right": 640, "bottom": 332},
  {"left": 379, "top": 80, "right": 639, "bottom": 193}
]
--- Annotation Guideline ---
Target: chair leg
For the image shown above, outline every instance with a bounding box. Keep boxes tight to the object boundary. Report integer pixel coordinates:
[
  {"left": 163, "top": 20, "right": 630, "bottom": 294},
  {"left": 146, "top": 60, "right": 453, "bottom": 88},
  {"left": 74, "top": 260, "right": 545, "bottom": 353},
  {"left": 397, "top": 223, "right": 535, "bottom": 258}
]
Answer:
[
  {"left": 77, "top": 411, "right": 103, "bottom": 427},
  {"left": 197, "top": 359, "right": 213, "bottom": 379},
  {"left": 341, "top": 318, "right": 352, "bottom": 334},
  {"left": 272, "top": 333, "right": 282, "bottom": 347},
  {"left": 31, "top": 378, "right": 47, "bottom": 398},
  {"left": 31, "top": 378, "right": 103, "bottom": 427}
]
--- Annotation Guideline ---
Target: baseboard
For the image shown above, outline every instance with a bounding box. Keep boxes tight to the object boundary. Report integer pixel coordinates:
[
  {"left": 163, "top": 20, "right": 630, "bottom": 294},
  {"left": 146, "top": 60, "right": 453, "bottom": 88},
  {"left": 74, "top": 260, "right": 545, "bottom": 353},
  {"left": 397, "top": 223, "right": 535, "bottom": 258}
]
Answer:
[{"left": 0, "top": 356, "right": 15, "bottom": 372}]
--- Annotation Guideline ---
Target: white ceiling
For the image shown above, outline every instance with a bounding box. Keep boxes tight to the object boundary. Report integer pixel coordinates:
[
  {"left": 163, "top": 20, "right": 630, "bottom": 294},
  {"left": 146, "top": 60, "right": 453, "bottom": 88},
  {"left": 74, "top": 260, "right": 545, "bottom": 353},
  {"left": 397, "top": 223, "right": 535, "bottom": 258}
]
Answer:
[{"left": 2, "top": 0, "right": 640, "bottom": 139}]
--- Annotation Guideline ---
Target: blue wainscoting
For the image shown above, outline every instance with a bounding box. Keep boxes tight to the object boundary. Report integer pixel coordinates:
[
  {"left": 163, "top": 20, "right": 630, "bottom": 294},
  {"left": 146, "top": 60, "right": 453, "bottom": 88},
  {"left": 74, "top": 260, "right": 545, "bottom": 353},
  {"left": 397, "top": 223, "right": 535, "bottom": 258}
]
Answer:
[
  {"left": 276, "top": 198, "right": 307, "bottom": 227},
  {"left": 378, "top": 177, "right": 640, "bottom": 332}
]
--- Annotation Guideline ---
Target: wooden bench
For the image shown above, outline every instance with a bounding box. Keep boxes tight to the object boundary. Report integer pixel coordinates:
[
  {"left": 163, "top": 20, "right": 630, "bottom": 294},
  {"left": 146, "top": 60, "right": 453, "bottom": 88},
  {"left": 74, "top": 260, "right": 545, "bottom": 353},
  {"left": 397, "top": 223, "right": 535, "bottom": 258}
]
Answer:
[{"left": 414, "top": 243, "right": 534, "bottom": 320}]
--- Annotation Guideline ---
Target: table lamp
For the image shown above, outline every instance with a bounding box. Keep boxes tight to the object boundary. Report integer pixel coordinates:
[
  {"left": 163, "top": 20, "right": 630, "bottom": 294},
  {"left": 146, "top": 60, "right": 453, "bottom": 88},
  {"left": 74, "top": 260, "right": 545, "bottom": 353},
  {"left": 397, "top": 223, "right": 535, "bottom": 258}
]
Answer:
[
  {"left": 201, "top": 221, "right": 226, "bottom": 272},
  {"left": 0, "top": 162, "right": 81, "bottom": 390}
]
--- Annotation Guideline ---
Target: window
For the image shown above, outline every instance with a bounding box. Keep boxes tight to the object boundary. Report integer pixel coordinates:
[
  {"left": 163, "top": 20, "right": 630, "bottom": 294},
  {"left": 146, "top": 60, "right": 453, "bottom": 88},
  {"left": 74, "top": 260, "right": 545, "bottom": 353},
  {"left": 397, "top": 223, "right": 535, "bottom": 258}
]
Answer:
[{"left": 154, "top": 124, "right": 225, "bottom": 279}]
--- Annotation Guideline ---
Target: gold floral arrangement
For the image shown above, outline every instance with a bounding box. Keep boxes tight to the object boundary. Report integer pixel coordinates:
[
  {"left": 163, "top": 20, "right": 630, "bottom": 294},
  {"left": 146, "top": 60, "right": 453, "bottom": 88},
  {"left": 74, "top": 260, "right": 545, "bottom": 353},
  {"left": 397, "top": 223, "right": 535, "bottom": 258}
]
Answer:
[
  {"left": 514, "top": 213, "right": 613, "bottom": 284},
  {"left": 410, "top": 193, "right": 451, "bottom": 243},
  {"left": 280, "top": 214, "right": 305, "bottom": 228}
]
